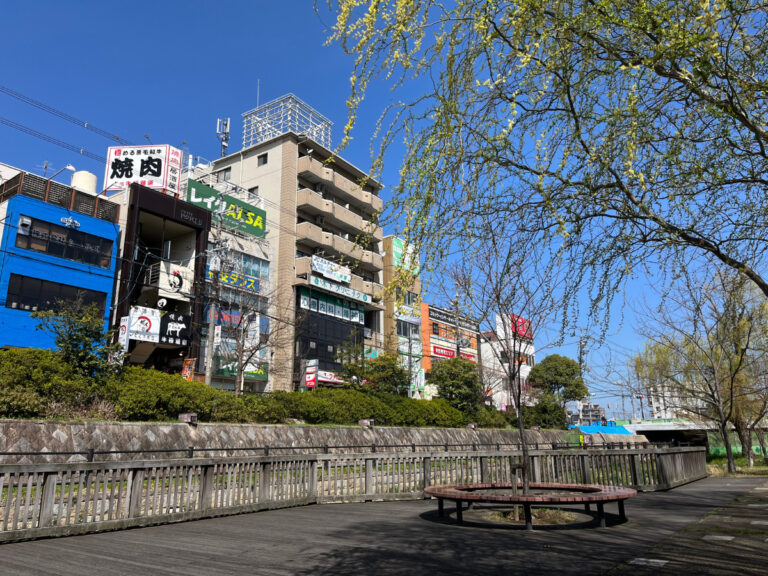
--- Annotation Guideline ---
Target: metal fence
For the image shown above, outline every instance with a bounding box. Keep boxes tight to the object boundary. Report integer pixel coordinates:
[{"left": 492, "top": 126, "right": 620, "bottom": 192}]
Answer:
[{"left": 0, "top": 445, "right": 706, "bottom": 543}]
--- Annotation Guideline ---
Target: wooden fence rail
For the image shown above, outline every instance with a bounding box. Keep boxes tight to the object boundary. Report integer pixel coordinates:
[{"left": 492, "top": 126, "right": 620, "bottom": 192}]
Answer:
[{"left": 0, "top": 446, "right": 706, "bottom": 543}]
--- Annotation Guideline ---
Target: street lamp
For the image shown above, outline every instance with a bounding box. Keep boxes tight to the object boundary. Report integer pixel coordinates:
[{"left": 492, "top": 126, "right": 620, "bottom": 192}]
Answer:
[{"left": 46, "top": 164, "right": 76, "bottom": 183}]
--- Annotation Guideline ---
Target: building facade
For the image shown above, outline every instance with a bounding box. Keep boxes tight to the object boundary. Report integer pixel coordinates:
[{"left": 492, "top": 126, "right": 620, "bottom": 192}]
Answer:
[
  {"left": 212, "top": 95, "right": 385, "bottom": 390},
  {"left": 0, "top": 168, "right": 120, "bottom": 348},
  {"left": 382, "top": 236, "right": 423, "bottom": 397},
  {"left": 110, "top": 183, "right": 211, "bottom": 373}
]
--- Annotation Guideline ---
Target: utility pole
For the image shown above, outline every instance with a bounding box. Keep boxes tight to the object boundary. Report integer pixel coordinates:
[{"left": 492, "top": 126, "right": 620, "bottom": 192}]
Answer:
[{"left": 204, "top": 192, "right": 225, "bottom": 386}]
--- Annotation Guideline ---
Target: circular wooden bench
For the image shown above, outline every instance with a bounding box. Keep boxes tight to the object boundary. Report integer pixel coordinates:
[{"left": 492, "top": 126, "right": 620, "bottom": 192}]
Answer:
[{"left": 424, "top": 482, "right": 637, "bottom": 530}]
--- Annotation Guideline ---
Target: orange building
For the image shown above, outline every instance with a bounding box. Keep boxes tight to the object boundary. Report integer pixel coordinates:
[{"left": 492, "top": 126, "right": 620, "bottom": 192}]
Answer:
[{"left": 420, "top": 303, "right": 480, "bottom": 373}]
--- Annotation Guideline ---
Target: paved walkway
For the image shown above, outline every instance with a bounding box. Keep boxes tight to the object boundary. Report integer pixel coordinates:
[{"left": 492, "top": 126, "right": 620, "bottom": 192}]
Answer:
[{"left": 1, "top": 476, "right": 766, "bottom": 575}]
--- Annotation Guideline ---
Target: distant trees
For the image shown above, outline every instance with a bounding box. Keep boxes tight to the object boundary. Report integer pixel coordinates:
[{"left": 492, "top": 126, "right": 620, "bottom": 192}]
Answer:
[
  {"left": 528, "top": 354, "right": 588, "bottom": 411},
  {"left": 340, "top": 349, "right": 411, "bottom": 396},
  {"left": 634, "top": 267, "right": 768, "bottom": 472}
]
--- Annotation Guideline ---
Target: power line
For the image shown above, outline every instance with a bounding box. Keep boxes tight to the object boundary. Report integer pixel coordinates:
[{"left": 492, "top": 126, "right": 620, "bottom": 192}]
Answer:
[
  {"left": 0, "top": 115, "right": 106, "bottom": 163},
  {"left": 0, "top": 84, "right": 133, "bottom": 146}
]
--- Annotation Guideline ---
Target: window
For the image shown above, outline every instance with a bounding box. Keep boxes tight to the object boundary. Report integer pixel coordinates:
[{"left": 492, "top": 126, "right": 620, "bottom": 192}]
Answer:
[
  {"left": 257, "top": 153, "right": 268, "bottom": 166},
  {"left": 218, "top": 167, "right": 231, "bottom": 182},
  {"left": 432, "top": 322, "right": 440, "bottom": 336},
  {"left": 6, "top": 274, "right": 106, "bottom": 313},
  {"left": 15, "top": 216, "right": 113, "bottom": 268},
  {"left": 248, "top": 186, "right": 259, "bottom": 196}
]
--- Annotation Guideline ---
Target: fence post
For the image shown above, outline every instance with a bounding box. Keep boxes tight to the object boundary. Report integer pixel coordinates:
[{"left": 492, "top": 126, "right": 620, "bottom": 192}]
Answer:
[
  {"left": 423, "top": 457, "right": 431, "bottom": 494},
  {"left": 127, "top": 468, "right": 145, "bottom": 518},
  {"left": 259, "top": 462, "right": 272, "bottom": 504},
  {"left": 365, "top": 458, "right": 374, "bottom": 500},
  {"left": 37, "top": 472, "right": 59, "bottom": 527},
  {"left": 480, "top": 456, "right": 489, "bottom": 483},
  {"left": 199, "top": 465, "right": 215, "bottom": 511},
  {"left": 580, "top": 454, "right": 591, "bottom": 484},
  {"left": 530, "top": 455, "right": 540, "bottom": 482},
  {"left": 630, "top": 454, "right": 641, "bottom": 488},
  {"left": 308, "top": 460, "right": 318, "bottom": 502}
]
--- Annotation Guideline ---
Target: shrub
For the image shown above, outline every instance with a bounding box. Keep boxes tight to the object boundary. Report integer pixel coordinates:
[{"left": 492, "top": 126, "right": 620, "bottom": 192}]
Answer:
[
  {"left": 0, "top": 386, "right": 45, "bottom": 418},
  {"left": 475, "top": 406, "right": 509, "bottom": 428}
]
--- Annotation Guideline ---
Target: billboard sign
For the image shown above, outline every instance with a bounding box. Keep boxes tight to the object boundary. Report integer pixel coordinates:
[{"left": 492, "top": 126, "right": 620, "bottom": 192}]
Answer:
[
  {"left": 309, "top": 275, "right": 370, "bottom": 304},
  {"left": 206, "top": 267, "right": 260, "bottom": 293},
  {"left": 186, "top": 179, "right": 266, "bottom": 238},
  {"left": 105, "top": 145, "right": 183, "bottom": 195},
  {"left": 391, "top": 237, "right": 420, "bottom": 275},
  {"left": 311, "top": 255, "right": 351, "bottom": 284},
  {"left": 433, "top": 345, "right": 456, "bottom": 359},
  {"left": 159, "top": 312, "right": 190, "bottom": 346},
  {"left": 129, "top": 306, "right": 161, "bottom": 343}
]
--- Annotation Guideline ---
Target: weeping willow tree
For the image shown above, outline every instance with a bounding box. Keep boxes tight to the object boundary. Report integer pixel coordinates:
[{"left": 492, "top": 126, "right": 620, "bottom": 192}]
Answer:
[{"left": 324, "top": 0, "right": 768, "bottom": 332}]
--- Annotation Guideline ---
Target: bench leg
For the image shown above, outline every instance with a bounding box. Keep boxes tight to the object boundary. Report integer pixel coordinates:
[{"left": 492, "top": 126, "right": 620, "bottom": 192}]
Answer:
[
  {"left": 456, "top": 501, "right": 463, "bottom": 524},
  {"left": 438, "top": 498, "right": 444, "bottom": 517},
  {"left": 524, "top": 503, "right": 533, "bottom": 531},
  {"left": 584, "top": 503, "right": 591, "bottom": 513},
  {"left": 597, "top": 503, "right": 606, "bottom": 528},
  {"left": 618, "top": 500, "right": 626, "bottom": 521}
]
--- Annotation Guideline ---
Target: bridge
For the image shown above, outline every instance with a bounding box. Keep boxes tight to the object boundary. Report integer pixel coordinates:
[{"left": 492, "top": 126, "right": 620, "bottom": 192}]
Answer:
[{"left": 1, "top": 475, "right": 766, "bottom": 575}]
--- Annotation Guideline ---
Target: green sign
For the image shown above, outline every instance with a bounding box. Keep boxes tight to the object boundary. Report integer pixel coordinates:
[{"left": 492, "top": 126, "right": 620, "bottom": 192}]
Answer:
[
  {"left": 215, "top": 359, "right": 269, "bottom": 381},
  {"left": 391, "top": 237, "right": 419, "bottom": 274},
  {"left": 187, "top": 179, "right": 266, "bottom": 238}
]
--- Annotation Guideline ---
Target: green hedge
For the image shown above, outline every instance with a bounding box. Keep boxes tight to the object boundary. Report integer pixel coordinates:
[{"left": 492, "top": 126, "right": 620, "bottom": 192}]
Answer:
[{"left": 0, "top": 348, "right": 512, "bottom": 428}]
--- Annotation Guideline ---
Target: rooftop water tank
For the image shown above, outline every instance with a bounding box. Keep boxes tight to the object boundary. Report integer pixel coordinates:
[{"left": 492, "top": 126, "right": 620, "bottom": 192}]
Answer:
[{"left": 70, "top": 170, "right": 98, "bottom": 195}]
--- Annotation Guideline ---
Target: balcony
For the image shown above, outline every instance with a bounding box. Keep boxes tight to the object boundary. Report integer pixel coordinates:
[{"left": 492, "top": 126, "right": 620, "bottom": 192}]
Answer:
[
  {"left": 296, "top": 222, "right": 383, "bottom": 273},
  {"left": 143, "top": 260, "right": 196, "bottom": 301},
  {"left": 298, "top": 156, "right": 383, "bottom": 214},
  {"left": 297, "top": 188, "right": 383, "bottom": 240}
]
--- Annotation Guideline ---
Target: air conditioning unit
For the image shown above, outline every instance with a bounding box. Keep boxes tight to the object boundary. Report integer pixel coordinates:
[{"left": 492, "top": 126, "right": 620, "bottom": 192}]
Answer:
[{"left": 18, "top": 216, "right": 31, "bottom": 235}]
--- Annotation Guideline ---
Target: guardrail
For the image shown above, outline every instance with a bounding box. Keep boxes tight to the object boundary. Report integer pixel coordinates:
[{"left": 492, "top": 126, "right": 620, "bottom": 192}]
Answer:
[{"left": 0, "top": 445, "right": 706, "bottom": 543}]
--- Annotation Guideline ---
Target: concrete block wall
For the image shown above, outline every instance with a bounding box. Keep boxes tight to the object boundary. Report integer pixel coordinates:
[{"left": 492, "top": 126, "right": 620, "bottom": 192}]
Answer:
[{"left": 0, "top": 420, "right": 647, "bottom": 464}]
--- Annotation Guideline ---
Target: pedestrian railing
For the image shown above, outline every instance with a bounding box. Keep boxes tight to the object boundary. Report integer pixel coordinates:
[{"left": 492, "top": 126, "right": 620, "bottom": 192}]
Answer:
[{"left": 0, "top": 445, "right": 706, "bottom": 543}]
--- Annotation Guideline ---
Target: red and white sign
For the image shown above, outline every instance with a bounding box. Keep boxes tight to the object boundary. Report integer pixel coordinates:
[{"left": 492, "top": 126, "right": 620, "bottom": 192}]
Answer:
[
  {"left": 318, "top": 370, "right": 345, "bottom": 384},
  {"left": 433, "top": 345, "right": 456, "bottom": 359},
  {"left": 104, "top": 145, "right": 183, "bottom": 196},
  {"left": 460, "top": 351, "right": 477, "bottom": 363},
  {"left": 510, "top": 314, "right": 533, "bottom": 338},
  {"left": 305, "top": 373, "right": 317, "bottom": 388}
]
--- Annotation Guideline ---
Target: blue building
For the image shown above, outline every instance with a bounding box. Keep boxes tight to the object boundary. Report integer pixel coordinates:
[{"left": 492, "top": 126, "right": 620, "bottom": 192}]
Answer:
[{"left": 0, "top": 169, "right": 120, "bottom": 349}]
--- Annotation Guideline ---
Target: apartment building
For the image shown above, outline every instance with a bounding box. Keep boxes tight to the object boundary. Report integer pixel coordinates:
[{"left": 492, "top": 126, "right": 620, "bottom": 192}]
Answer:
[{"left": 212, "top": 95, "right": 384, "bottom": 390}]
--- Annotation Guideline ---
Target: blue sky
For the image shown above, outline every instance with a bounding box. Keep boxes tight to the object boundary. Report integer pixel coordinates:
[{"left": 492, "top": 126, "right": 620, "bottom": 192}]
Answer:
[{"left": 0, "top": 1, "right": 648, "bottom": 416}]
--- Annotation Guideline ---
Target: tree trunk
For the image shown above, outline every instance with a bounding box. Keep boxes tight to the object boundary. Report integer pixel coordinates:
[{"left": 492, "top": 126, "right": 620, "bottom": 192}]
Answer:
[
  {"left": 516, "top": 403, "right": 531, "bottom": 494},
  {"left": 719, "top": 422, "right": 737, "bottom": 473},
  {"left": 732, "top": 416, "right": 754, "bottom": 467},
  {"left": 757, "top": 429, "right": 768, "bottom": 466}
]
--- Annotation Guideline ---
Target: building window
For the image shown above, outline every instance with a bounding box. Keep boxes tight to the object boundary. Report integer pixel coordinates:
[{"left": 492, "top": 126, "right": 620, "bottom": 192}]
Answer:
[
  {"left": 218, "top": 167, "right": 231, "bottom": 182},
  {"left": 257, "top": 153, "right": 268, "bottom": 166},
  {"left": 248, "top": 186, "right": 259, "bottom": 196},
  {"left": 432, "top": 322, "right": 440, "bottom": 336},
  {"left": 6, "top": 274, "right": 106, "bottom": 313},
  {"left": 15, "top": 216, "right": 113, "bottom": 268}
]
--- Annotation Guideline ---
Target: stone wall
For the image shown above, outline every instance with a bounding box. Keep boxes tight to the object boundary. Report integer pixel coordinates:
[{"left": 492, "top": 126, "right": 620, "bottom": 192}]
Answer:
[{"left": 0, "top": 420, "right": 647, "bottom": 464}]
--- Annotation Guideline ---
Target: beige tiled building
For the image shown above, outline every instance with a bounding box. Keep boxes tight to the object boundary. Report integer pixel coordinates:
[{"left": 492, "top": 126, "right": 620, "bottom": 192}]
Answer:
[{"left": 212, "top": 95, "right": 384, "bottom": 390}]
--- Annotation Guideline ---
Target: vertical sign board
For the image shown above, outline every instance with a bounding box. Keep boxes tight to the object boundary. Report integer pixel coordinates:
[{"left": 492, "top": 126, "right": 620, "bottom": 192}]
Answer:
[
  {"left": 118, "top": 315, "right": 130, "bottom": 353},
  {"left": 104, "top": 145, "right": 183, "bottom": 196}
]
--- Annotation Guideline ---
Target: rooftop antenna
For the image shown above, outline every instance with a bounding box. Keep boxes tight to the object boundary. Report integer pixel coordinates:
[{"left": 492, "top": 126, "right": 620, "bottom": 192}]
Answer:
[{"left": 217, "top": 118, "right": 231, "bottom": 157}]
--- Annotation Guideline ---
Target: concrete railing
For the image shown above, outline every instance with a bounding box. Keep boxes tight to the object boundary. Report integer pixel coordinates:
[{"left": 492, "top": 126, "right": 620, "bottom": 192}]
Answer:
[{"left": 0, "top": 446, "right": 706, "bottom": 543}]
